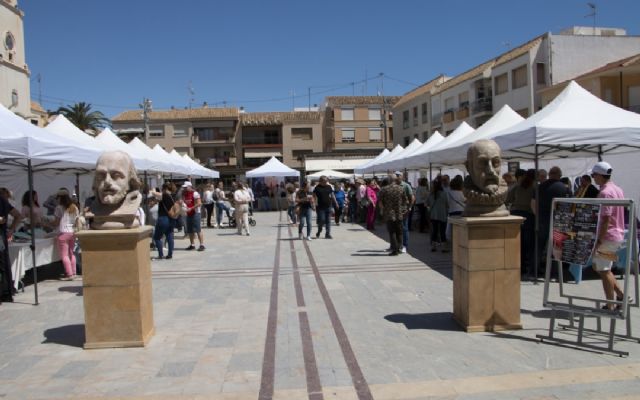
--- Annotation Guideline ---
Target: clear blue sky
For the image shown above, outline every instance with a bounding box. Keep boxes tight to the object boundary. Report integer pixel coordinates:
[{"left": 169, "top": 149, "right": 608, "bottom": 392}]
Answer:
[{"left": 20, "top": 0, "right": 640, "bottom": 118}]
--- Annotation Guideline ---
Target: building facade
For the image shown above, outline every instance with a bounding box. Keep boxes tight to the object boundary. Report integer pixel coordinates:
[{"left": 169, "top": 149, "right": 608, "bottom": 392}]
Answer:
[
  {"left": 393, "top": 28, "right": 640, "bottom": 146},
  {"left": 112, "top": 108, "right": 323, "bottom": 179},
  {"left": 322, "top": 96, "right": 400, "bottom": 155}
]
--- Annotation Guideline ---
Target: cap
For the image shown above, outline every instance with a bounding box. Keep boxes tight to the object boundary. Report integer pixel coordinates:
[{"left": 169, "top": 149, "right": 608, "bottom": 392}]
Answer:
[
  {"left": 181, "top": 181, "right": 192, "bottom": 188},
  {"left": 56, "top": 188, "right": 69, "bottom": 197},
  {"left": 394, "top": 171, "right": 403, "bottom": 176},
  {"left": 591, "top": 161, "right": 613, "bottom": 176}
]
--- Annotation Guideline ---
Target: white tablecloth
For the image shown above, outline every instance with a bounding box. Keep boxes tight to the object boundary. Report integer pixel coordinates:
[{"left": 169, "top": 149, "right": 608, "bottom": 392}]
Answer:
[{"left": 8, "top": 238, "right": 60, "bottom": 290}]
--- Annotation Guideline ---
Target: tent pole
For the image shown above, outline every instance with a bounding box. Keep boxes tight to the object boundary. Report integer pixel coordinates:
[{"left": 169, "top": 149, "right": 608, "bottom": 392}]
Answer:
[
  {"left": 533, "top": 145, "right": 539, "bottom": 285},
  {"left": 598, "top": 145, "right": 603, "bottom": 162},
  {"left": 429, "top": 163, "right": 433, "bottom": 183},
  {"left": 27, "top": 159, "right": 39, "bottom": 305},
  {"left": 75, "top": 173, "right": 80, "bottom": 204}
]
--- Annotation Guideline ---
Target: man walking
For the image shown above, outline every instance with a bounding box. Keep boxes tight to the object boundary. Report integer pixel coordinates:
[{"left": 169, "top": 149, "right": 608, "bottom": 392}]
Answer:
[
  {"left": 313, "top": 176, "right": 338, "bottom": 239},
  {"left": 378, "top": 176, "right": 409, "bottom": 256},
  {"left": 395, "top": 171, "right": 415, "bottom": 253},
  {"left": 591, "top": 161, "right": 627, "bottom": 310},
  {"left": 215, "top": 182, "right": 232, "bottom": 227}
]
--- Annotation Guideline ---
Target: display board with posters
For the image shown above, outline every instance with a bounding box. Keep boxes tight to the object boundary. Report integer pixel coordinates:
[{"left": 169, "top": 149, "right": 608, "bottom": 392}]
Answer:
[{"left": 551, "top": 202, "right": 601, "bottom": 266}]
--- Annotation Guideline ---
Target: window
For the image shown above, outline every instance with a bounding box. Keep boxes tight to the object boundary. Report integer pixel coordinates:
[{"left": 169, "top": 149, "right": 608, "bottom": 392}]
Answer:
[
  {"left": 402, "top": 110, "right": 410, "bottom": 129},
  {"left": 149, "top": 126, "right": 164, "bottom": 137},
  {"left": 536, "top": 63, "right": 546, "bottom": 85},
  {"left": 421, "top": 102, "right": 428, "bottom": 123},
  {"left": 341, "top": 107, "right": 354, "bottom": 120},
  {"left": 403, "top": 136, "right": 410, "bottom": 146},
  {"left": 413, "top": 106, "right": 418, "bottom": 126},
  {"left": 444, "top": 97, "right": 454, "bottom": 112},
  {"left": 341, "top": 128, "right": 355, "bottom": 142},
  {"left": 265, "top": 130, "right": 279, "bottom": 144},
  {"left": 4, "top": 31, "right": 15, "bottom": 51},
  {"left": 173, "top": 126, "right": 187, "bottom": 137},
  {"left": 512, "top": 65, "right": 527, "bottom": 89},
  {"left": 495, "top": 73, "right": 508, "bottom": 95},
  {"left": 368, "top": 107, "right": 381, "bottom": 120},
  {"left": 10, "top": 89, "right": 18, "bottom": 107},
  {"left": 174, "top": 147, "right": 190, "bottom": 155},
  {"left": 292, "top": 127, "right": 313, "bottom": 140},
  {"left": 292, "top": 149, "right": 313, "bottom": 160},
  {"left": 458, "top": 92, "right": 469, "bottom": 108},
  {"left": 369, "top": 128, "right": 382, "bottom": 142}
]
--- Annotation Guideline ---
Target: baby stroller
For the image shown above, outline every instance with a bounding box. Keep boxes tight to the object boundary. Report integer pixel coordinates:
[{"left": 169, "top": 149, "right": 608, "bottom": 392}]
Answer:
[{"left": 227, "top": 206, "right": 257, "bottom": 228}]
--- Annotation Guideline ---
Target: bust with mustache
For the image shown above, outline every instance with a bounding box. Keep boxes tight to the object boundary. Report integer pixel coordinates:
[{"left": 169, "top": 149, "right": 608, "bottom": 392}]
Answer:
[
  {"left": 89, "top": 151, "right": 142, "bottom": 229},
  {"left": 462, "top": 139, "right": 509, "bottom": 217}
]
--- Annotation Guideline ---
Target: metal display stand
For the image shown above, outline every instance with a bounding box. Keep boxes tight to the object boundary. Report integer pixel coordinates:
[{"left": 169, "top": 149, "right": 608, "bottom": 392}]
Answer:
[{"left": 536, "top": 198, "right": 640, "bottom": 356}]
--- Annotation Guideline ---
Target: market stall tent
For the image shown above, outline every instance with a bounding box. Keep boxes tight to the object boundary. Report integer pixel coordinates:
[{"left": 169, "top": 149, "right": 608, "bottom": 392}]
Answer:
[
  {"left": 429, "top": 105, "right": 524, "bottom": 166},
  {"left": 375, "top": 138, "right": 423, "bottom": 171},
  {"left": 360, "top": 144, "right": 404, "bottom": 174},
  {"left": 306, "top": 169, "right": 353, "bottom": 180},
  {"left": 353, "top": 148, "right": 390, "bottom": 175},
  {"left": 246, "top": 156, "right": 300, "bottom": 178},
  {"left": 401, "top": 131, "right": 445, "bottom": 170},
  {"left": 489, "top": 81, "right": 640, "bottom": 160},
  {"left": 181, "top": 153, "right": 219, "bottom": 178}
]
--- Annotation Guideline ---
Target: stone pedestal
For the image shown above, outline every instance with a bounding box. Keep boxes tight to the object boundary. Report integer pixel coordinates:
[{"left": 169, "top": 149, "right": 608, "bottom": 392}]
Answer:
[
  {"left": 450, "top": 216, "right": 524, "bottom": 332},
  {"left": 76, "top": 226, "right": 155, "bottom": 349}
]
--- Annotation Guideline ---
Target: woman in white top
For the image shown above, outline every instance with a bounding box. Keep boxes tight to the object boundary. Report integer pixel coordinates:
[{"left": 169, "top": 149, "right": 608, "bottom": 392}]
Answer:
[
  {"left": 233, "top": 181, "right": 252, "bottom": 236},
  {"left": 52, "top": 189, "right": 79, "bottom": 280}
]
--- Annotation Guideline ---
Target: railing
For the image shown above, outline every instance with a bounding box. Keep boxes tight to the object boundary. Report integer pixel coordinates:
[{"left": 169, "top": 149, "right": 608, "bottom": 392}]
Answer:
[
  {"left": 456, "top": 107, "right": 470, "bottom": 120},
  {"left": 443, "top": 111, "right": 455, "bottom": 123},
  {"left": 471, "top": 98, "right": 493, "bottom": 114},
  {"left": 193, "top": 133, "right": 234, "bottom": 143}
]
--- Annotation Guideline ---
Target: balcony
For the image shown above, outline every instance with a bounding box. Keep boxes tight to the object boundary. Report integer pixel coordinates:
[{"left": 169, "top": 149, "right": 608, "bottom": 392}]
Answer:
[
  {"left": 431, "top": 112, "right": 442, "bottom": 127},
  {"left": 455, "top": 105, "right": 470, "bottom": 120},
  {"left": 472, "top": 98, "right": 493, "bottom": 115},
  {"left": 629, "top": 105, "right": 640, "bottom": 114},
  {"left": 207, "top": 156, "right": 237, "bottom": 167},
  {"left": 442, "top": 110, "right": 455, "bottom": 124}
]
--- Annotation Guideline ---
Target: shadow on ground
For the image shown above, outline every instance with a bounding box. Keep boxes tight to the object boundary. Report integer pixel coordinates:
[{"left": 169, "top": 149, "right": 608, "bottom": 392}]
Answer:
[
  {"left": 385, "top": 312, "right": 462, "bottom": 331},
  {"left": 42, "top": 324, "right": 85, "bottom": 348},
  {"left": 58, "top": 286, "right": 83, "bottom": 296}
]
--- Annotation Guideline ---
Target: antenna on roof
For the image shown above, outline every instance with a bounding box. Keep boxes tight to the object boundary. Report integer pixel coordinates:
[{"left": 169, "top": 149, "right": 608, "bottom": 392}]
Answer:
[
  {"left": 585, "top": 2, "right": 596, "bottom": 35},
  {"left": 188, "top": 81, "right": 195, "bottom": 109}
]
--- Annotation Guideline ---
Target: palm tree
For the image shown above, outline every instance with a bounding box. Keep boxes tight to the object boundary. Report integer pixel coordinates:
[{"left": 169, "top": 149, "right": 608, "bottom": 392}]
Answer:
[{"left": 56, "top": 102, "right": 110, "bottom": 132}]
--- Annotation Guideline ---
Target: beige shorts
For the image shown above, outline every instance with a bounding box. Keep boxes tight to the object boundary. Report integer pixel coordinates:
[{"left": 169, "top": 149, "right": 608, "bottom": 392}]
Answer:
[{"left": 592, "top": 240, "right": 622, "bottom": 272}]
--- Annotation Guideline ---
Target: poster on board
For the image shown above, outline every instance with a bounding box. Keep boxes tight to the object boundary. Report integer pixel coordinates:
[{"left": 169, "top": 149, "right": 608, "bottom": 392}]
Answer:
[{"left": 551, "top": 202, "right": 601, "bottom": 266}]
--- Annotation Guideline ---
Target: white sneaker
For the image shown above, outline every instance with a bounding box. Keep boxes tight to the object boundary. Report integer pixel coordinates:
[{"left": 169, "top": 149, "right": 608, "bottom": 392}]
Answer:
[
  {"left": 245, "top": 232, "right": 250, "bottom": 236},
  {"left": 306, "top": 236, "right": 312, "bottom": 241},
  {"left": 401, "top": 247, "right": 407, "bottom": 253}
]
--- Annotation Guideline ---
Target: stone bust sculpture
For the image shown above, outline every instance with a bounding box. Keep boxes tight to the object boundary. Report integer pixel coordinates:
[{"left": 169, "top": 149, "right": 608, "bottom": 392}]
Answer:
[
  {"left": 462, "top": 139, "right": 509, "bottom": 217},
  {"left": 89, "top": 150, "right": 142, "bottom": 229}
]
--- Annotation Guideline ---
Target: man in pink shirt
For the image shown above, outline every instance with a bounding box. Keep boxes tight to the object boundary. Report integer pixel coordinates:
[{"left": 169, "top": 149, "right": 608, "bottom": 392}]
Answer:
[{"left": 591, "top": 161, "right": 626, "bottom": 310}]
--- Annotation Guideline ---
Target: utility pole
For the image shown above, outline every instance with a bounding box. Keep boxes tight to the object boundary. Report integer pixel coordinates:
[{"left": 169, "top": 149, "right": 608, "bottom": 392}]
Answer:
[
  {"left": 379, "top": 73, "right": 388, "bottom": 149},
  {"left": 308, "top": 87, "right": 311, "bottom": 111},
  {"left": 586, "top": 3, "right": 596, "bottom": 35},
  {"left": 140, "top": 98, "right": 152, "bottom": 142}
]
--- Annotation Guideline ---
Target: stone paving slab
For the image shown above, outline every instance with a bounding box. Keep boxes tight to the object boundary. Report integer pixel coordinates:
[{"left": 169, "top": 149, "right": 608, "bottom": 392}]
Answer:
[{"left": 0, "top": 211, "right": 639, "bottom": 399}]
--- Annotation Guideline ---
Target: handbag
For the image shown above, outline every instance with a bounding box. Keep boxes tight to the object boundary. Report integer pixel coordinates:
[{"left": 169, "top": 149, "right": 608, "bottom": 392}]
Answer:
[
  {"left": 360, "top": 197, "right": 371, "bottom": 208},
  {"left": 162, "top": 198, "right": 181, "bottom": 219}
]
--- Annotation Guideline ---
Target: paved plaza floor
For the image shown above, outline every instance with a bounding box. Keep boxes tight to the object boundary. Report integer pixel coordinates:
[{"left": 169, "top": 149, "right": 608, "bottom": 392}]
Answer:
[{"left": 1, "top": 211, "right": 640, "bottom": 399}]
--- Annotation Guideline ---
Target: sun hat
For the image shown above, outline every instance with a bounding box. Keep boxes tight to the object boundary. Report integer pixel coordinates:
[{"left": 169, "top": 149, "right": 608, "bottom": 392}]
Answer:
[
  {"left": 591, "top": 161, "right": 613, "bottom": 176},
  {"left": 181, "top": 181, "right": 192, "bottom": 188}
]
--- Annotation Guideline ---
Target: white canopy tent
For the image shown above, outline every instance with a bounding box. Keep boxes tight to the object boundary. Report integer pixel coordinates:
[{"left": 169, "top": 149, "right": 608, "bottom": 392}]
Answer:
[
  {"left": 423, "top": 122, "right": 475, "bottom": 166},
  {"left": 246, "top": 156, "right": 300, "bottom": 178},
  {"left": 45, "top": 114, "right": 103, "bottom": 150},
  {"left": 0, "top": 105, "right": 106, "bottom": 305},
  {"left": 429, "top": 106, "right": 525, "bottom": 166},
  {"left": 353, "top": 148, "right": 390, "bottom": 175},
  {"left": 360, "top": 144, "right": 404, "bottom": 174},
  {"left": 306, "top": 169, "right": 353, "bottom": 180},
  {"left": 401, "top": 131, "right": 446, "bottom": 170},
  {"left": 489, "top": 81, "right": 640, "bottom": 160},
  {"left": 375, "top": 138, "right": 423, "bottom": 171},
  {"left": 94, "top": 128, "right": 163, "bottom": 172},
  {"left": 182, "top": 153, "right": 219, "bottom": 178},
  {"left": 150, "top": 144, "right": 189, "bottom": 177},
  {"left": 128, "top": 137, "right": 176, "bottom": 175}
]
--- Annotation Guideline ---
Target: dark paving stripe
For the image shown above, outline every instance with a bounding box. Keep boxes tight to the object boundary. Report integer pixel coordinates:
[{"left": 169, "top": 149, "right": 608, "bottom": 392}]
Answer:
[
  {"left": 288, "top": 227, "right": 324, "bottom": 400},
  {"left": 302, "top": 242, "right": 374, "bottom": 400},
  {"left": 258, "top": 224, "right": 281, "bottom": 400}
]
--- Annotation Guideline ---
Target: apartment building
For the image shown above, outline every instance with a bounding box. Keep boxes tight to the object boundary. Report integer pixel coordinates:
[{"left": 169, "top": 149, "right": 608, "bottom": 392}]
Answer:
[
  {"left": 539, "top": 53, "right": 640, "bottom": 112},
  {"left": 112, "top": 108, "right": 323, "bottom": 179},
  {"left": 393, "top": 28, "right": 640, "bottom": 145},
  {"left": 323, "top": 96, "right": 400, "bottom": 154}
]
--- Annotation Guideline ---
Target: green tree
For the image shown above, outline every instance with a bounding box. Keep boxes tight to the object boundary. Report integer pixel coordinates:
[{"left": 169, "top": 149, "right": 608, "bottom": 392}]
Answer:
[{"left": 56, "top": 102, "right": 110, "bottom": 132}]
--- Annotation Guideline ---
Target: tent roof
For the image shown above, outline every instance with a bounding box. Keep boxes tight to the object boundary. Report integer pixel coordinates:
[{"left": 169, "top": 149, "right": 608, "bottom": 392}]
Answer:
[
  {"left": 376, "top": 138, "right": 423, "bottom": 171},
  {"left": 402, "top": 131, "right": 446, "bottom": 170},
  {"left": 353, "top": 149, "right": 390, "bottom": 174},
  {"left": 45, "top": 115, "right": 101, "bottom": 149},
  {"left": 360, "top": 144, "right": 404, "bottom": 174},
  {"left": 0, "top": 104, "right": 102, "bottom": 171},
  {"left": 182, "top": 153, "right": 219, "bottom": 178},
  {"left": 490, "top": 81, "right": 640, "bottom": 160},
  {"left": 429, "top": 106, "right": 524, "bottom": 165},
  {"left": 127, "top": 137, "right": 177, "bottom": 174},
  {"left": 95, "top": 128, "right": 164, "bottom": 172},
  {"left": 246, "top": 156, "right": 300, "bottom": 178},
  {"left": 306, "top": 169, "right": 352, "bottom": 179}
]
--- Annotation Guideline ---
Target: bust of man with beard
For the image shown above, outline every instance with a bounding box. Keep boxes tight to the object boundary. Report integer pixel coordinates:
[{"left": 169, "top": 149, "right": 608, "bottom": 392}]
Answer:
[
  {"left": 89, "top": 151, "right": 142, "bottom": 229},
  {"left": 462, "top": 139, "right": 509, "bottom": 217}
]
